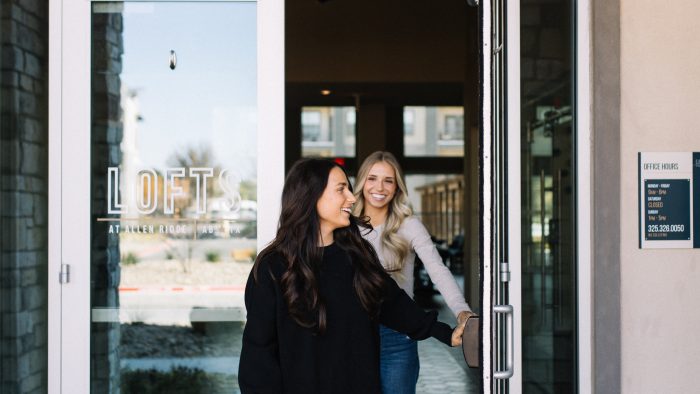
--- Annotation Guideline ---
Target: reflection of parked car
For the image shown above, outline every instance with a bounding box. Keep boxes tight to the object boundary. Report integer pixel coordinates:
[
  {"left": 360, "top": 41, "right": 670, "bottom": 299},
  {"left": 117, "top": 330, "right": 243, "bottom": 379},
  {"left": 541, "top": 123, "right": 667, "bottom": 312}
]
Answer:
[{"left": 208, "top": 198, "right": 257, "bottom": 221}]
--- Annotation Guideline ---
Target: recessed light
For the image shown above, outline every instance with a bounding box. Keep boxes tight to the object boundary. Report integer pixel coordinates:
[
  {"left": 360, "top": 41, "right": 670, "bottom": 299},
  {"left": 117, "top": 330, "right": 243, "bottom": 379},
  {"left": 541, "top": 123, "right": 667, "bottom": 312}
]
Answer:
[{"left": 321, "top": 89, "right": 332, "bottom": 96}]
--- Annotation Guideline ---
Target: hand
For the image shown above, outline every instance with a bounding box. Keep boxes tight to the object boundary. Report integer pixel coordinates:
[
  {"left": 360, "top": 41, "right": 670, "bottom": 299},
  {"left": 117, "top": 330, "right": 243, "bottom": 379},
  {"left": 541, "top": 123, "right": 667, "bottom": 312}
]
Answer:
[
  {"left": 451, "top": 318, "right": 467, "bottom": 347},
  {"left": 457, "top": 311, "right": 476, "bottom": 325}
]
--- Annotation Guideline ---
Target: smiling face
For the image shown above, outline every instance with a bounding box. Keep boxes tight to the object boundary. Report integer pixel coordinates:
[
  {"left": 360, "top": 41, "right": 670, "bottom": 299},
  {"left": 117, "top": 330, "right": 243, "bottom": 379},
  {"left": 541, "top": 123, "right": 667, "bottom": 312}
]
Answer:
[
  {"left": 316, "top": 167, "right": 357, "bottom": 238},
  {"left": 362, "top": 161, "right": 397, "bottom": 213}
]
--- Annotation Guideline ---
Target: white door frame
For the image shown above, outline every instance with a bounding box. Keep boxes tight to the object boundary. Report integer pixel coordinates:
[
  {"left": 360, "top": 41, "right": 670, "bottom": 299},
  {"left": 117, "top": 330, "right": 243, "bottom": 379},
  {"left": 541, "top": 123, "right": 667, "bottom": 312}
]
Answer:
[
  {"left": 49, "top": 0, "right": 91, "bottom": 392},
  {"left": 576, "top": 0, "right": 593, "bottom": 392},
  {"left": 480, "top": 0, "right": 522, "bottom": 392},
  {"left": 47, "top": 1, "right": 284, "bottom": 392},
  {"left": 505, "top": 0, "right": 523, "bottom": 392}
]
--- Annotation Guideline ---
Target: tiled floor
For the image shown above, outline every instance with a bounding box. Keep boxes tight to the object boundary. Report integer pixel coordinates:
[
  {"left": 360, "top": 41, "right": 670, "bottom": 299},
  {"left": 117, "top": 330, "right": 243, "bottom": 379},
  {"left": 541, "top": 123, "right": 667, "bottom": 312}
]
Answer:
[{"left": 414, "top": 291, "right": 481, "bottom": 394}]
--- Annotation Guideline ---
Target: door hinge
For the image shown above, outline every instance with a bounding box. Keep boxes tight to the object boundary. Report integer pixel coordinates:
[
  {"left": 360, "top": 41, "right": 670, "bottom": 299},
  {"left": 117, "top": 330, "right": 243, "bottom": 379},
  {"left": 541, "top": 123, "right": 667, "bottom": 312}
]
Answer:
[
  {"left": 59, "top": 263, "right": 70, "bottom": 284},
  {"left": 500, "top": 262, "right": 510, "bottom": 282}
]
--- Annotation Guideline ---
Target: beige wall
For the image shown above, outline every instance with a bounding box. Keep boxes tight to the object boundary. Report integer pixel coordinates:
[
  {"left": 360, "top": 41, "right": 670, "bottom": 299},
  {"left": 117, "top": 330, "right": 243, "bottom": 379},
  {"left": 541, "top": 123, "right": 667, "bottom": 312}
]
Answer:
[{"left": 620, "top": 1, "right": 700, "bottom": 392}]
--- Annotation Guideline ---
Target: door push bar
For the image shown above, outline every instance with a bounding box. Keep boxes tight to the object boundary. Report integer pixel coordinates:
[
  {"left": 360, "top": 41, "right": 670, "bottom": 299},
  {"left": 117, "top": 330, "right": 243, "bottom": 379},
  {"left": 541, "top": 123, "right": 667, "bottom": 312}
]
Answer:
[{"left": 493, "top": 304, "right": 514, "bottom": 380}]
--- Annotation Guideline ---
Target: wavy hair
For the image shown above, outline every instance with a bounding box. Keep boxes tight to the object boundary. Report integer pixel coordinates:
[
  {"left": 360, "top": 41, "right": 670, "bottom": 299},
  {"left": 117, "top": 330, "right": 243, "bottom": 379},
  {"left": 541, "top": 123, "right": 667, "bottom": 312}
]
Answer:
[
  {"left": 253, "top": 158, "right": 387, "bottom": 334},
  {"left": 352, "top": 151, "right": 413, "bottom": 277}
]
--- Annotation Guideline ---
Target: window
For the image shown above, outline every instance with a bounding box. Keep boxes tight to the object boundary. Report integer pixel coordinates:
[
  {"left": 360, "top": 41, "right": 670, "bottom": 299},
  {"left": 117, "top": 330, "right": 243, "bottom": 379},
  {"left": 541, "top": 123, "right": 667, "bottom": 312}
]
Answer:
[
  {"left": 301, "top": 106, "right": 356, "bottom": 158},
  {"left": 403, "top": 106, "right": 464, "bottom": 157},
  {"left": 302, "top": 110, "right": 322, "bottom": 141},
  {"left": 403, "top": 108, "right": 415, "bottom": 135}
]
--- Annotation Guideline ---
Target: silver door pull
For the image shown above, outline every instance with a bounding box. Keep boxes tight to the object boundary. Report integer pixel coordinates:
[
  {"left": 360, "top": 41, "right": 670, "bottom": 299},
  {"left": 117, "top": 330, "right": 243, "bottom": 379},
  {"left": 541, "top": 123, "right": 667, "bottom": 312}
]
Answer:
[{"left": 493, "top": 304, "right": 514, "bottom": 380}]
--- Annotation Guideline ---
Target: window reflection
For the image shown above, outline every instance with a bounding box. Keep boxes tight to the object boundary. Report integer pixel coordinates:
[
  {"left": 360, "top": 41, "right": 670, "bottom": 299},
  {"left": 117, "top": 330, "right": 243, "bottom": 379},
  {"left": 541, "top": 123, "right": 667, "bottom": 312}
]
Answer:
[
  {"left": 404, "top": 106, "right": 465, "bottom": 157},
  {"left": 301, "top": 106, "right": 356, "bottom": 158},
  {"left": 521, "top": 0, "right": 576, "bottom": 392},
  {"left": 91, "top": 3, "right": 256, "bottom": 393}
]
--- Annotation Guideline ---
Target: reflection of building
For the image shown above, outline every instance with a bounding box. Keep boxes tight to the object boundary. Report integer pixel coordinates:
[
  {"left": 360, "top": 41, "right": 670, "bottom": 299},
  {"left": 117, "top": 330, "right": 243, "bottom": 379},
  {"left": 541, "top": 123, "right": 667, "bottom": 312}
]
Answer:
[
  {"left": 301, "top": 106, "right": 356, "bottom": 157},
  {"left": 120, "top": 84, "right": 142, "bottom": 219},
  {"left": 300, "top": 106, "right": 465, "bottom": 158},
  {"left": 404, "top": 107, "right": 464, "bottom": 157}
]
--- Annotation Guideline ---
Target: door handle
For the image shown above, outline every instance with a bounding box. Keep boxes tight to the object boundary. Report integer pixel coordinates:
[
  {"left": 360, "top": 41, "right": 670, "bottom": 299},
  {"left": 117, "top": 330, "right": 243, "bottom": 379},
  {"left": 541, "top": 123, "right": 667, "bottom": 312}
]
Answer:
[{"left": 493, "top": 304, "right": 514, "bottom": 380}]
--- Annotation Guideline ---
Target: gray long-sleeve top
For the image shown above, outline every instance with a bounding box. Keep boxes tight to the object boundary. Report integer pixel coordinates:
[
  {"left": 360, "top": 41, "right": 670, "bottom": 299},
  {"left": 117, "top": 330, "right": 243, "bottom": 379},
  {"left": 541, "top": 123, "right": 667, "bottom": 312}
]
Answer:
[{"left": 362, "top": 216, "right": 472, "bottom": 317}]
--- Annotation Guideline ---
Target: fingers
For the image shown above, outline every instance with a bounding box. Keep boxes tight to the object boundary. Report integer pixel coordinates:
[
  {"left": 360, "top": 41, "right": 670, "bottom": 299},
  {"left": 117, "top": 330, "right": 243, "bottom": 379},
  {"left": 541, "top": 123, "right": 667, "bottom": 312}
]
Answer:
[
  {"left": 457, "top": 311, "right": 469, "bottom": 325},
  {"left": 458, "top": 311, "right": 477, "bottom": 325},
  {"left": 451, "top": 319, "right": 467, "bottom": 347}
]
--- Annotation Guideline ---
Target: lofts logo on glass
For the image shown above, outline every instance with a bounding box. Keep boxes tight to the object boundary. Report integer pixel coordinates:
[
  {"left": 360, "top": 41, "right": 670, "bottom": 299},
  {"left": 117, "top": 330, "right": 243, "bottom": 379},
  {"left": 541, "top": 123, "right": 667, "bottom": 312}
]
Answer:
[{"left": 102, "top": 167, "right": 251, "bottom": 237}]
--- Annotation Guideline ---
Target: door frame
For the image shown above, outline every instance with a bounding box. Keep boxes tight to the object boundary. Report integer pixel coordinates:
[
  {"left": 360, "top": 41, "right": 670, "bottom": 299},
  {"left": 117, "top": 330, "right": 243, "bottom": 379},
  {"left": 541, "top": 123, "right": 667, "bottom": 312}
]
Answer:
[
  {"left": 47, "top": 1, "right": 284, "bottom": 392},
  {"left": 482, "top": 0, "right": 592, "bottom": 392},
  {"left": 576, "top": 0, "right": 593, "bottom": 392},
  {"left": 480, "top": 0, "right": 522, "bottom": 392},
  {"left": 49, "top": 0, "right": 91, "bottom": 392}
]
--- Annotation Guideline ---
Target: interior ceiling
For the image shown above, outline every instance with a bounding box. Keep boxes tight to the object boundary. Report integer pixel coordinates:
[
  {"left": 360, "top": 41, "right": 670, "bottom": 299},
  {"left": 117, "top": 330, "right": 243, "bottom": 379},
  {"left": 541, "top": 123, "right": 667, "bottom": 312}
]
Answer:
[
  {"left": 285, "top": 0, "right": 477, "bottom": 105},
  {"left": 286, "top": 82, "right": 465, "bottom": 106}
]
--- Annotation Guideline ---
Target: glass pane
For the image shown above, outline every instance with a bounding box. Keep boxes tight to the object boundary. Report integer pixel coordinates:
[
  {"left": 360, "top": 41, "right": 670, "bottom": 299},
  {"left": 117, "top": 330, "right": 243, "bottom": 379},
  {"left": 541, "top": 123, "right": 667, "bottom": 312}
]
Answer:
[
  {"left": 91, "top": 3, "right": 256, "bottom": 393},
  {"left": 301, "top": 106, "right": 356, "bottom": 158},
  {"left": 406, "top": 174, "right": 465, "bottom": 273},
  {"left": 404, "top": 106, "right": 465, "bottom": 157},
  {"left": 521, "top": 0, "right": 576, "bottom": 392},
  {"left": 404, "top": 174, "right": 477, "bottom": 392}
]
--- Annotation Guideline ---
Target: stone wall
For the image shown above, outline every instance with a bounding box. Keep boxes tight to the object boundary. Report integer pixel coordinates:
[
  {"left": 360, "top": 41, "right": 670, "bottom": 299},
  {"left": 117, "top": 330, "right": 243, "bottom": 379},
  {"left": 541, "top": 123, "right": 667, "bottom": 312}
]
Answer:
[
  {"left": 0, "top": 0, "right": 49, "bottom": 393},
  {"left": 91, "top": 10, "right": 124, "bottom": 394}
]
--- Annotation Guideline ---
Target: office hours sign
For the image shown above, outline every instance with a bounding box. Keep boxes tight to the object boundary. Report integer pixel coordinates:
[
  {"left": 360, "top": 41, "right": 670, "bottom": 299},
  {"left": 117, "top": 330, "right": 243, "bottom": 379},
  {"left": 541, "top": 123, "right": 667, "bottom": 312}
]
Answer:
[{"left": 639, "top": 152, "right": 700, "bottom": 248}]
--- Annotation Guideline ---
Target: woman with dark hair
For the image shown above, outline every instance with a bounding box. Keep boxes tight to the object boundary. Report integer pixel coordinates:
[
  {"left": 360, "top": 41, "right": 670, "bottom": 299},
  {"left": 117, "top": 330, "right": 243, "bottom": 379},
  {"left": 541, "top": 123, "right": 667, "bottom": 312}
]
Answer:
[{"left": 238, "top": 158, "right": 466, "bottom": 394}]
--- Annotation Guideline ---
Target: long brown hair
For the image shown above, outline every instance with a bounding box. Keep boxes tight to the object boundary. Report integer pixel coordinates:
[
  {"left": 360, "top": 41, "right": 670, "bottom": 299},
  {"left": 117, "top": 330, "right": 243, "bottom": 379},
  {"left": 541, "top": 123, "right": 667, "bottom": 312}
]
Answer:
[{"left": 253, "top": 158, "right": 387, "bottom": 334}]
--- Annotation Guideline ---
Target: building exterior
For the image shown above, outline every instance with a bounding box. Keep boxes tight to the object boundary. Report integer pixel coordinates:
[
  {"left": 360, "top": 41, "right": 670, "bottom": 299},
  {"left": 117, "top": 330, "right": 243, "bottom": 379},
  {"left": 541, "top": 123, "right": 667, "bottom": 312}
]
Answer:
[{"left": 0, "top": 0, "right": 698, "bottom": 393}]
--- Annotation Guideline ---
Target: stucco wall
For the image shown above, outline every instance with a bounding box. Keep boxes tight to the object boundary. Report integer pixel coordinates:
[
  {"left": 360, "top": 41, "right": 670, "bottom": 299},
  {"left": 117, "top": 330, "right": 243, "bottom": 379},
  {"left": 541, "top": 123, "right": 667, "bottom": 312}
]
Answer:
[{"left": 620, "top": 1, "right": 700, "bottom": 392}]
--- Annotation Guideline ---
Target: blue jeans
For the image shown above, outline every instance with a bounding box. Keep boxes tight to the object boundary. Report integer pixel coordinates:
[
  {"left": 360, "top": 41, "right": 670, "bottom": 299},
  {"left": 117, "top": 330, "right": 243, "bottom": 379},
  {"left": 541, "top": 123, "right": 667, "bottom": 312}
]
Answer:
[{"left": 379, "top": 324, "right": 419, "bottom": 394}]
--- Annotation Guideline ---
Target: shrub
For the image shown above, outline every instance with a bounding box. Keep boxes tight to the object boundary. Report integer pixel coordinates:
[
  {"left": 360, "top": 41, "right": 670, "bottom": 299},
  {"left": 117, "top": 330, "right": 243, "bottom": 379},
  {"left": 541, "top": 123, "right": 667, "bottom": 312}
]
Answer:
[
  {"left": 205, "top": 251, "right": 221, "bottom": 262},
  {"left": 122, "top": 252, "right": 139, "bottom": 265},
  {"left": 121, "top": 366, "right": 236, "bottom": 394}
]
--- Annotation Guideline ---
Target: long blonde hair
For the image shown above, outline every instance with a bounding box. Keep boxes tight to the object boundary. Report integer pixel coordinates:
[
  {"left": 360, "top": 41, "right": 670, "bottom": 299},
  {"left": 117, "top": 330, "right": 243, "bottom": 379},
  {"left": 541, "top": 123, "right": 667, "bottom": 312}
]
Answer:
[{"left": 353, "top": 151, "right": 413, "bottom": 275}]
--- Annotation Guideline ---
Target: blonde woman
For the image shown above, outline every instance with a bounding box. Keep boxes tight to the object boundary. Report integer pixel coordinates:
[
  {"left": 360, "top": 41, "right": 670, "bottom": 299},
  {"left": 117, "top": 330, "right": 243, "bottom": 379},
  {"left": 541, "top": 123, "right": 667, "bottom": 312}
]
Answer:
[{"left": 353, "top": 151, "right": 475, "bottom": 394}]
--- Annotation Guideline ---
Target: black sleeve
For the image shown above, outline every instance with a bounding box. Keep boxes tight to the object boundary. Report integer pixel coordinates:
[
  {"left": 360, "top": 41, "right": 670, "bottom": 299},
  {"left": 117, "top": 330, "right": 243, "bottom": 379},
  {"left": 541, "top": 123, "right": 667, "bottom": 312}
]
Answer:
[
  {"left": 378, "top": 273, "right": 454, "bottom": 346},
  {"left": 238, "top": 257, "right": 284, "bottom": 393}
]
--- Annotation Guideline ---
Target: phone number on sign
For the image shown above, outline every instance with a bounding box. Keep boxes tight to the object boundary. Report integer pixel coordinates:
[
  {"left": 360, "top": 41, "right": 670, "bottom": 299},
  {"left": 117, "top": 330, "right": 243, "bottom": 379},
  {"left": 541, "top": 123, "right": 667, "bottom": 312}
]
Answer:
[{"left": 647, "top": 224, "right": 685, "bottom": 233}]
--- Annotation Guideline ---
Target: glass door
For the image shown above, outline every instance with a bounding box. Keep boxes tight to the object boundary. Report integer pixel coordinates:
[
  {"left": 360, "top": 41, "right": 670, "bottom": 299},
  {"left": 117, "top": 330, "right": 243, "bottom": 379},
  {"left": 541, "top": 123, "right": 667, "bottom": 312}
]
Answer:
[
  {"left": 50, "top": 1, "right": 284, "bottom": 393},
  {"left": 482, "top": 0, "right": 580, "bottom": 392}
]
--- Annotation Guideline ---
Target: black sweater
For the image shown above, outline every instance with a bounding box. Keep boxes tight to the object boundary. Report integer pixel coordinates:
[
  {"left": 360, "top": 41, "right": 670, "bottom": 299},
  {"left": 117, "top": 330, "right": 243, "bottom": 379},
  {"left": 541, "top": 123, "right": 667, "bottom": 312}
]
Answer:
[{"left": 238, "top": 242, "right": 454, "bottom": 394}]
